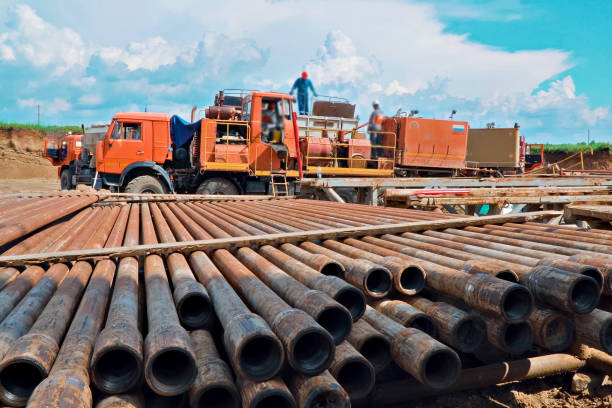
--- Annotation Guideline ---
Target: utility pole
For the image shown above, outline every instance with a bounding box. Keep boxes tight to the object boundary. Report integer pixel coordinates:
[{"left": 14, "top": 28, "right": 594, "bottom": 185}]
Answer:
[
  {"left": 37, "top": 104, "right": 40, "bottom": 126},
  {"left": 587, "top": 128, "right": 590, "bottom": 145}
]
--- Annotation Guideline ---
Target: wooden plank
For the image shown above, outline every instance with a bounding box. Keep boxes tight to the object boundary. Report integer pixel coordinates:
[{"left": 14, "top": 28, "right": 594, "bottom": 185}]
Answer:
[
  {"left": 0, "top": 210, "right": 561, "bottom": 267},
  {"left": 400, "top": 195, "right": 612, "bottom": 206},
  {"left": 564, "top": 205, "right": 612, "bottom": 222},
  {"left": 97, "top": 194, "right": 295, "bottom": 205}
]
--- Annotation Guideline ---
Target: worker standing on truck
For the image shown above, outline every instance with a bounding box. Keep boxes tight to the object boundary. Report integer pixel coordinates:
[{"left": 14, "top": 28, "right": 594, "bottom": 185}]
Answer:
[
  {"left": 290, "top": 72, "right": 317, "bottom": 115},
  {"left": 368, "top": 100, "right": 384, "bottom": 159}
]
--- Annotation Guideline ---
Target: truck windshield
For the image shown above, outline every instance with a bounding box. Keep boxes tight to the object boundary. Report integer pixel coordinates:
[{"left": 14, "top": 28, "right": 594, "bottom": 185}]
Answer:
[{"left": 110, "top": 121, "right": 121, "bottom": 139}]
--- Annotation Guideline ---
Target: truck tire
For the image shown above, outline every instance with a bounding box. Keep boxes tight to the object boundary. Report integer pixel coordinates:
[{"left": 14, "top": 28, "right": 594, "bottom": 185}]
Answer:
[
  {"left": 124, "top": 175, "right": 166, "bottom": 194},
  {"left": 196, "top": 178, "right": 239, "bottom": 195},
  {"left": 60, "top": 169, "right": 73, "bottom": 190}
]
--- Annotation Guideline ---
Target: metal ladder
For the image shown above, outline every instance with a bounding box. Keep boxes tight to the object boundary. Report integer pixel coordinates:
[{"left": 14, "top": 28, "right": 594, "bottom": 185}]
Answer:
[{"left": 270, "top": 172, "right": 289, "bottom": 197}]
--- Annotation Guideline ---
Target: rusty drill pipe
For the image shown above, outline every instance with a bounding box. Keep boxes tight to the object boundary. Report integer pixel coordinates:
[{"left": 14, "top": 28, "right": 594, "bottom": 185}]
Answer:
[
  {"left": 525, "top": 266, "right": 600, "bottom": 314},
  {"left": 95, "top": 392, "right": 144, "bottom": 408},
  {"left": 188, "top": 329, "right": 240, "bottom": 408},
  {"left": 0, "top": 195, "right": 98, "bottom": 246},
  {"left": 286, "top": 370, "right": 350, "bottom": 408},
  {"left": 363, "top": 306, "right": 461, "bottom": 389},
  {"left": 164, "top": 203, "right": 284, "bottom": 380},
  {"left": 369, "top": 353, "right": 588, "bottom": 405},
  {"left": 235, "top": 247, "right": 351, "bottom": 345},
  {"left": 178, "top": 208, "right": 285, "bottom": 382},
  {"left": 279, "top": 243, "right": 345, "bottom": 279},
  {"left": 238, "top": 377, "right": 297, "bottom": 408},
  {"left": 346, "top": 318, "right": 392, "bottom": 373},
  {"left": 300, "top": 241, "right": 392, "bottom": 298},
  {"left": 0, "top": 263, "right": 68, "bottom": 362},
  {"left": 213, "top": 250, "right": 334, "bottom": 375},
  {"left": 143, "top": 386, "right": 187, "bottom": 408},
  {"left": 0, "top": 261, "right": 92, "bottom": 406},
  {"left": 360, "top": 236, "right": 533, "bottom": 323},
  {"left": 483, "top": 317, "right": 533, "bottom": 355},
  {"left": 405, "top": 297, "right": 486, "bottom": 354},
  {"left": 259, "top": 245, "right": 364, "bottom": 322},
  {"left": 371, "top": 300, "right": 436, "bottom": 336},
  {"left": 574, "top": 309, "right": 612, "bottom": 354},
  {"left": 326, "top": 238, "right": 426, "bottom": 295},
  {"left": 328, "top": 341, "right": 375, "bottom": 400},
  {"left": 569, "top": 255, "right": 612, "bottom": 295},
  {"left": 0, "top": 269, "right": 18, "bottom": 292},
  {"left": 142, "top": 254, "right": 197, "bottom": 396},
  {"left": 90, "top": 257, "right": 143, "bottom": 394},
  {"left": 26, "top": 259, "right": 114, "bottom": 408},
  {"left": 528, "top": 307, "right": 574, "bottom": 352},
  {"left": 149, "top": 203, "right": 212, "bottom": 329},
  {"left": 189, "top": 251, "right": 284, "bottom": 381},
  {"left": 536, "top": 258, "right": 604, "bottom": 293},
  {"left": 140, "top": 203, "right": 198, "bottom": 396},
  {"left": 0, "top": 266, "right": 45, "bottom": 323}
]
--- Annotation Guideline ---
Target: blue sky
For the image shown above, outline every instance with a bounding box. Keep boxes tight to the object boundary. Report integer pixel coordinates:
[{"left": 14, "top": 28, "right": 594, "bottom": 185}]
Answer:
[{"left": 0, "top": 0, "right": 610, "bottom": 143}]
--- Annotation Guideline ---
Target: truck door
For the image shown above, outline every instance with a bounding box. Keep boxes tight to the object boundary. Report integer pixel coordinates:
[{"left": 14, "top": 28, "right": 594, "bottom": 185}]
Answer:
[{"left": 100, "top": 120, "right": 152, "bottom": 175}]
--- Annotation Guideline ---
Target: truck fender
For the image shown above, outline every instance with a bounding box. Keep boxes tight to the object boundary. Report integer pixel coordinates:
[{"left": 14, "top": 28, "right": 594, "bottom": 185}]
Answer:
[{"left": 119, "top": 162, "right": 174, "bottom": 193}]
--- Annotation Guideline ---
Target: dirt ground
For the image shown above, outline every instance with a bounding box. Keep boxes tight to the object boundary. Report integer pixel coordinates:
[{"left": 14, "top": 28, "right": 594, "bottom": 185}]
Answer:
[{"left": 414, "top": 373, "right": 612, "bottom": 408}]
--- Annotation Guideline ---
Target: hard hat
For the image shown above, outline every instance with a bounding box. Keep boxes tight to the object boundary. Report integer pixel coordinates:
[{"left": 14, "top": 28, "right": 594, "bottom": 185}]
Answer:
[
  {"left": 372, "top": 100, "right": 380, "bottom": 107},
  {"left": 301, "top": 71, "right": 308, "bottom": 79}
]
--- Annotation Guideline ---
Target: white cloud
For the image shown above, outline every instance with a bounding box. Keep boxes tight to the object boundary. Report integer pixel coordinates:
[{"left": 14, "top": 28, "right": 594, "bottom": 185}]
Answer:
[
  {"left": 18, "top": 97, "right": 71, "bottom": 114},
  {"left": 0, "top": 33, "right": 15, "bottom": 61},
  {"left": 71, "top": 76, "right": 97, "bottom": 88},
  {"left": 10, "top": 5, "right": 88, "bottom": 75},
  {"left": 385, "top": 80, "right": 416, "bottom": 96},
  {"left": 304, "top": 30, "right": 380, "bottom": 86},
  {"left": 100, "top": 37, "right": 178, "bottom": 71},
  {"left": 78, "top": 94, "right": 102, "bottom": 106},
  {"left": 581, "top": 107, "right": 610, "bottom": 126},
  {"left": 197, "top": 32, "right": 267, "bottom": 75}
]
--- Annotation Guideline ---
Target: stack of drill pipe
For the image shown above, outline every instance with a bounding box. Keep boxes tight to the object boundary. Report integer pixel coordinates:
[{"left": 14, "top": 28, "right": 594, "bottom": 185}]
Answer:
[
  {"left": 0, "top": 194, "right": 100, "bottom": 247},
  {"left": 174, "top": 202, "right": 336, "bottom": 375},
  {"left": 139, "top": 203, "right": 197, "bottom": 396},
  {"left": 193, "top": 203, "right": 354, "bottom": 344},
  {"left": 362, "top": 306, "right": 461, "bottom": 389},
  {"left": 148, "top": 202, "right": 212, "bottom": 329},
  {"left": 349, "top": 236, "right": 533, "bottom": 323},
  {"left": 26, "top": 258, "right": 115, "bottom": 406},
  {"left": 91, "top": 204, "right": 143, "bottom": 394},
  {"left": 387, "top": 231, "right": 602, "bottom": 314},
  {"left": 0, "top": 205, "right": 128, "bottom": 405}
]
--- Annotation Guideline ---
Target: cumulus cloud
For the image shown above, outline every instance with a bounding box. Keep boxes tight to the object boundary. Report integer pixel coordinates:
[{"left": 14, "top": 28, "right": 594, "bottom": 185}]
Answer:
[
  {"left": 100, "top": 37, "right": 179, "bottom": 71},
  {"left": 78, "top": 94, "right": 102, "bottom": 106},
  {"left": 305, "top": 30, "right": 380, "bottom": 86},
  {"left": 0, "top": 33, "right": 15, "bottom": 61},
  {"left": 9, "top": 5, "right": 88, "bottom": 75},
  {"left": 18, "top": 97, "right": 71, "bottom": 114},
  {"left": 581, "top": 107, "right": 610, "bottom": 126}
]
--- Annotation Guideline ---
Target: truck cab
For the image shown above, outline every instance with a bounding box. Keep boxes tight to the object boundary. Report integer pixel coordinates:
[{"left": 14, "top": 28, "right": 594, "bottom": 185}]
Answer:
[{"left": 43, "top": 133, "right": 85, "bottom": 189}]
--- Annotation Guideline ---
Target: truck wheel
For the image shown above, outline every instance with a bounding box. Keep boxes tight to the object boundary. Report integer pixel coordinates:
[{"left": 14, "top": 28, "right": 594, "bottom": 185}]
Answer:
[
  {"left": 60, "top": 169, "right": 73, "bottom": 190},
  {"left": 196, "top": 178, "right": 239, "bottom": 195},
  {"left": 124, "top": 175, "right": 166, "bottom": 194}
]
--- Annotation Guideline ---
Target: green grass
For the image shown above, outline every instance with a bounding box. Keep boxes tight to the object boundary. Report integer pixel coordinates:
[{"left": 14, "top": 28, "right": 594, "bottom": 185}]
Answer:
[
  {"left": 0, "top": 121, "right": 82, "bottom": 133},
  {"left": 538, "top": 141, "right": 612, "bottom": 154}
]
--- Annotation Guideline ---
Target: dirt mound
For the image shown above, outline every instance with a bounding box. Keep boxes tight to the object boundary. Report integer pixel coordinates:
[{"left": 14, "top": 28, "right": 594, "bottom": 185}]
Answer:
[
  {"left": 0, "top": 127, "right": 57, "bottom": 179},
  {"left": 546, "top": 149, "right": 612, "bottom": 171}
]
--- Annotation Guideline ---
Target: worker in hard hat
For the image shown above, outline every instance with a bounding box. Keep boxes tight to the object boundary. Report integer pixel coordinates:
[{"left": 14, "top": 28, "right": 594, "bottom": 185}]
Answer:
[
  {"left": 261, "top": 102, "right": 280, "bottom": 143},
  {"left": 290, "top": 72, "right": 318, "bottom": 115},
  {"left": 368, "top": 100, "right": 384, "bottom": 159}
]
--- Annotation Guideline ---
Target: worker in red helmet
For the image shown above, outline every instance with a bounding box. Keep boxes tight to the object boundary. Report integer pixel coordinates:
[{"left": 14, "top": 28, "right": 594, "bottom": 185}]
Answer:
[{"left": 290, "top": 71, "right": 317, "bottom": 115}]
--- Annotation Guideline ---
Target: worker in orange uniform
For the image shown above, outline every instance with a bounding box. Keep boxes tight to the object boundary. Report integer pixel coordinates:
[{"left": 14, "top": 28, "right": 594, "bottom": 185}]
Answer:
[
  {"left": 368, "top": 100, "right": 384, "bottom": 159},
  {"left": 290, "top": 72, "right": 317, "bottom": 115}
]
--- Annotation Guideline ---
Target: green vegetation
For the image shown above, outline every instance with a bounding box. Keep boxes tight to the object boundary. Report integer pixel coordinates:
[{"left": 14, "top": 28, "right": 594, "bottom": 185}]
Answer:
[
  {"left": 540, "top": 141, "right": 612, "bottom": 154},
  {"left": 0, "top": 121, "right": 82, "bottom": 133}
]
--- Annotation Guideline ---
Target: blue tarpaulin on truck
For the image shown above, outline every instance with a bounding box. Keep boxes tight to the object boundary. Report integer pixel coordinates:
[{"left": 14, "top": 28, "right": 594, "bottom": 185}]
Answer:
[{"left": 170, "top": 115, "right": 201, "bottom": 147}]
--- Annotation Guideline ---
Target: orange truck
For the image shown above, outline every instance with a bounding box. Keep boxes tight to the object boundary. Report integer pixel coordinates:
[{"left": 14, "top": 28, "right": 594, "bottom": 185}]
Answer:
[
  {"left": 50, "top": 89, "right": 525, "bottom": 194},
  {"left": 43, "top": 132, "right": 84, "bottom": 189}
]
